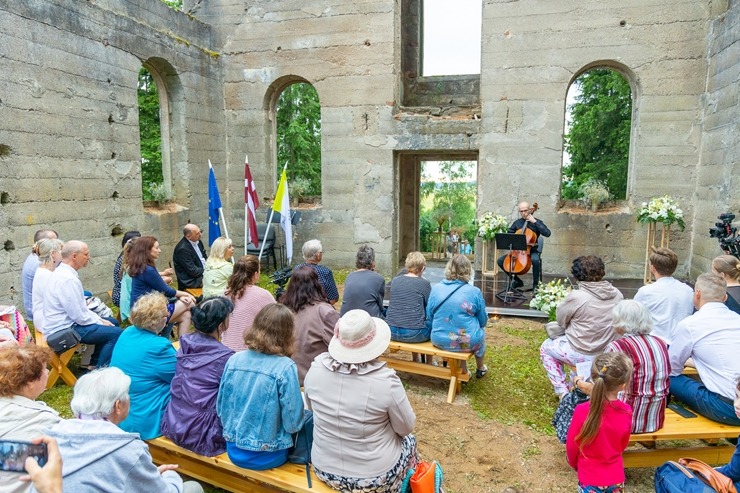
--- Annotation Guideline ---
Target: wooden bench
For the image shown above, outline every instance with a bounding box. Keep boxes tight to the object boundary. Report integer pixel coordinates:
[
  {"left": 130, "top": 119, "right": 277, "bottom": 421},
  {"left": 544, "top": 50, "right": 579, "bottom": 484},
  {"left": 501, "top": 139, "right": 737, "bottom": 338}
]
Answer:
[
  {"left": 147, "top": 436, "right": 333, "bottom": 493},
  {"left": 624, "top": 407, "right": 740, "bottom": 467},
  {"left": 35, "top": 332, "right": 78, "bottom": 390},
  {"left": 185, "top": 288, "right": 203, "bottom": 298},
  {"left": 380, "top": 341, "right": 474, "bottom": 404}
]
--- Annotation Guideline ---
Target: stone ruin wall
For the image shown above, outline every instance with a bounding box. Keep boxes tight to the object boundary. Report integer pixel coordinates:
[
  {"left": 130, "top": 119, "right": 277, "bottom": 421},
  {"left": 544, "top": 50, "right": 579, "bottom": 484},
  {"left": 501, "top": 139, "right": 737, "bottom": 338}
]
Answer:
[{"left": 0, "top": 0, "right": 738, "bottom": 305}]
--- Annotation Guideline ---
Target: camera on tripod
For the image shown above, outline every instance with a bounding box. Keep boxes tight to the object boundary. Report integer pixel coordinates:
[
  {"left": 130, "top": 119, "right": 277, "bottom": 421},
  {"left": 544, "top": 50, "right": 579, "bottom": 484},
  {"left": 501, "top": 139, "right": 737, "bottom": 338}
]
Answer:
[
  {"left": 269, "top": 266, "right": 293, "bottom": 300},
  {"left": 709, "top": 212, "right": 740, "bottom": 258}
]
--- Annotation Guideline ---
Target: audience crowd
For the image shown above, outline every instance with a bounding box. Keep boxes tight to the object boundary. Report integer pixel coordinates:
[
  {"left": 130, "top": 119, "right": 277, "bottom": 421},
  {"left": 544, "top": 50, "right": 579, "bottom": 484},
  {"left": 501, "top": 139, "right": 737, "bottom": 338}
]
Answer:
[{"left": 7, "top": 225, "right": 740, "bottom": 492}]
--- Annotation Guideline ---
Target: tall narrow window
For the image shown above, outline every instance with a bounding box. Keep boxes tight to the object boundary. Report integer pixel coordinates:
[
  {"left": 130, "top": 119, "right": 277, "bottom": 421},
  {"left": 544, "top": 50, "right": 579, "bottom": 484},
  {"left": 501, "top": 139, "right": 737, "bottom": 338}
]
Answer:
[
  {"left": 422, "top": 0, "right": 482, "bottom": 76},
  {"left": 276, "top": 82, "right": 322, "bottom": 201},
  {"left": 562, "top": 68, "right": 632, "bottom": 205},
  {"left": 138, "top": 66, "right": 168, "bottom": 203}
]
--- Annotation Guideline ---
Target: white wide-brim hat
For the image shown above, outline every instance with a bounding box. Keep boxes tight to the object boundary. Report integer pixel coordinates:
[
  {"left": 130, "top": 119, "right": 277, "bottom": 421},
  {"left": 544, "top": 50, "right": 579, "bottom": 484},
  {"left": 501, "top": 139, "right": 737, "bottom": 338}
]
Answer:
[{"left": 328, "top": 309, "right": 391, "bottom": 364}]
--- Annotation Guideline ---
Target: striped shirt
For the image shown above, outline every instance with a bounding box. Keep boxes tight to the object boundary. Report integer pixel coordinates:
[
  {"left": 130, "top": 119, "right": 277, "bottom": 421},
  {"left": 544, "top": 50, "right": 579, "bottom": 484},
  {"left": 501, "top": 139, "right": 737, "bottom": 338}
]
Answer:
[
  {"left": 221, "top": 285, "right": 275, "bottom": 351},
  {"left": 385, "top": 274, "right": 431, "bottom": 330},
  {"left": 605, "top": 333, "right": 670, "bottom": 433}
]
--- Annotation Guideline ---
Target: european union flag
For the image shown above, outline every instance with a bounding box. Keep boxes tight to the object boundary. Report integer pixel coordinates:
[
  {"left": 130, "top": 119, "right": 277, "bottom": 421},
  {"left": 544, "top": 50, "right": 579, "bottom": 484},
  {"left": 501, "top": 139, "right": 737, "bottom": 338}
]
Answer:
[{"left": 208, "top": 164, "right": 222, "bottom": 246}]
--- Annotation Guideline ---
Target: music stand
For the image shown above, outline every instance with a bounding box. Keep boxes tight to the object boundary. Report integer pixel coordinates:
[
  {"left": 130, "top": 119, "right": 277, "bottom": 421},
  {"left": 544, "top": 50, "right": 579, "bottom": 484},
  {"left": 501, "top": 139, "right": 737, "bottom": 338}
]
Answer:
[{"left": 495, "top": 233, "right": 528, "bottom": 304}]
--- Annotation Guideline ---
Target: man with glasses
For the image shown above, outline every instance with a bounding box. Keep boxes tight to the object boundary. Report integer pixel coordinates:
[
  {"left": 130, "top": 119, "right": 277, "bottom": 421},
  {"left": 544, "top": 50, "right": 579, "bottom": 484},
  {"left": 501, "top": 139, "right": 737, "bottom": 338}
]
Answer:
[
  {"left": 173, "top": 224, "right": 208, "bottom": 290},
  {"left": 497, "top": 201, "right": 551, "bottom": 294}
]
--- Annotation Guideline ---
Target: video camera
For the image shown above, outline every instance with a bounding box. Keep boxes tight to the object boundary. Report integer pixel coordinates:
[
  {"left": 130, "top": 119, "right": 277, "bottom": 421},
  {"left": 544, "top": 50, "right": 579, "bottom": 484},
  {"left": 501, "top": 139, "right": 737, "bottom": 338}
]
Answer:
[
  {"left": 709, "top": 212, "right": 740, "bottom": 258},
  {"left": 269, "top": 266, "right": 293, "bottom": 300}
]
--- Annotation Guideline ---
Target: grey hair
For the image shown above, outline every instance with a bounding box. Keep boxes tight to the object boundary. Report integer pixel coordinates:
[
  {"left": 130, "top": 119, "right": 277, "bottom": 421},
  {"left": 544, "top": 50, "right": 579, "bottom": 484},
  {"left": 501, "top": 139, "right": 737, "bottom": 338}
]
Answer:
[
  {"left": 611, "top": 300, "right": 653, "bottom": 336},
  {"left": 695, "top": 272, "right": 726, "bottom": 303},
  {"left": 70, "top": 367, "right": 131, "bottom": 419},
  {"left": 35, "top": 238, "right": 64, "bottom": 266},
  {"left": 61, "top": 240, "right": 86, "bottom": 259},
  {"left": 444, "top": 254, "right": 472, "bottom": 283},
  {"left": 355, "top": 245, "right": 375, "bottom": 269},
  {"left": 302, "top": 239, "right": 323, "bottom": 262}
]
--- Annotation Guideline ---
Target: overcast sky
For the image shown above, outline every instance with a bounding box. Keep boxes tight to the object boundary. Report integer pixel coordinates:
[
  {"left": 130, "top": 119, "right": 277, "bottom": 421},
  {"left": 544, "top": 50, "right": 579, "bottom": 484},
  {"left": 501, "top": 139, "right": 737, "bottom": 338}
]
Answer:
[{"left": 423, "top": 0, "right": 482, "bottom": 76}]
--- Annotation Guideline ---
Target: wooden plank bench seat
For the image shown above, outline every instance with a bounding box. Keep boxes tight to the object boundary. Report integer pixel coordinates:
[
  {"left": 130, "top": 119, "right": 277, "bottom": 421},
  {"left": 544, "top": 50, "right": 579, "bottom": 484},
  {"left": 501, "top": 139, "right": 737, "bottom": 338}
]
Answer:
[
  {"left": 380, "top": 341, "right": 474, "bottom": 404},
  {"left": 624, "top": 408, "right": 740, "bottom": 468},
  {"left": 147, "top": 436, "right": 334, "bottom": 493}
]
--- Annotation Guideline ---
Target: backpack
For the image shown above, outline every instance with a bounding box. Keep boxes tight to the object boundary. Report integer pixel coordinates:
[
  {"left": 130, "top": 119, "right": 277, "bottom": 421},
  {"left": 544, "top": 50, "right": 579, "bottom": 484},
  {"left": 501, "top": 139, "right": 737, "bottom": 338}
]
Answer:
[
  {"left": 552, "top": 388, "right": 589, "bottom": 443},
  {"left": 655, "top": 458, "right": 738, "bottom": 493}
]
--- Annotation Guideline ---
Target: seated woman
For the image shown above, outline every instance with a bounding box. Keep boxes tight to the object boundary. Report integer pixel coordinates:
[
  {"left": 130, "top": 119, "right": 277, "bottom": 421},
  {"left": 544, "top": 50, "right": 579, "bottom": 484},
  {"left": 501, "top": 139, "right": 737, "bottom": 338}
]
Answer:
[
  {"left": 0, "top": 345, "right": 61, "bottom": 493},
  {"left": 118, "top": 237, "right": 138, "bottom": 322},
  {"left": 386, "top": 251, "right": 432, "bottom": 344},
  {"left": 713, "top": 254, "right": 740, "bottom": 314},
  {"left": 31, "top": 237, "right": 64, "bottom": 334},
  {"left": 46, "top": 367, "right": 203, "bottom": 492},
  {"left": 221, "top": 255, "right": 275, "bottom": 351},
  {"left": 112, "top": 231, "right": 141, "bottom": 309},
  {"left": 217, "top": 304, "right": 304, "bottom": 470},
  {"left": 573, "top": 300, "right": 669, "bottom": 433},
  {"left": 202, "top": 237, "right": 235, "bottom": 298},
  {"left": 339, "top": 245, "right": 386, "bottom": 318},
  {"left": 281, "top": 266, "right": 339, "bottom": 385},
  {"left": 110, "top": 292, "right": 176, "bottom": 440},
  {"left": 161, "top": 296, "right": 235, "bottom": 456},
  {"left": 304, "top": 309, "right": 418, "bottom": 492},
  {"left": 128, "top": 236, "right": 195, "bottom": 337},
  {"left": 427, "top": 254, "right": 489, "bottom": 378},
  {"left": 540, "top": 255, "right": 623, "bottom": 400}
]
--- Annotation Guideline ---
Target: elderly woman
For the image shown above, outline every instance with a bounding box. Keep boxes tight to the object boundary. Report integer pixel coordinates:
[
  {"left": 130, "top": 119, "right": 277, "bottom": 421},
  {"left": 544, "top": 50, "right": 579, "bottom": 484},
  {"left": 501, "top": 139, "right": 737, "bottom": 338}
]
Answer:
[
  {"left": 294, "top": 239, "right": 339, "bottom": 305},
  {"left": 386, "top": 251, "right": 432, "bottom": 343},
  {"left": 161, "top": 296, "right": 235, "bottom": 456},
  {"left": 0, "top": 345, "right": 61, "bottom": 493},
  {"left": 713, "top": 254, "right": 740, "bottom": 314},
  {"left": 217, "top": 304, "right": 304, "bottom": 470},
  {"left": 281, "top": 266, "right": 340, "bottom": 385},
  {"left": 110, "top": 292, "right": 176, "bottom": 440},
  {"left": 31, "top": 238, "right": 64, "bottom": 334},
  {"left": 427, "top": 254, "right": 489, "bottom": 378},
  {"left": 221, "top": 255, "right": 275, "bottom": 351},
  {"left": 45, "top": 367, "right": 203, "bottom": 492},
  {"left": 573, "top": 300, "right": 669, "bottom": 433},
  {"left": 202, "top": 237, "right": 235, "bottom": 298},
  {"left": 540, "top": 255, "right": 623, "bottom": 399},
  {"left": 339, "top": 245, "right": 386, "bottom": 318},
  {"left": 305, "top": 309, "right": 417, "bottom": 492}
]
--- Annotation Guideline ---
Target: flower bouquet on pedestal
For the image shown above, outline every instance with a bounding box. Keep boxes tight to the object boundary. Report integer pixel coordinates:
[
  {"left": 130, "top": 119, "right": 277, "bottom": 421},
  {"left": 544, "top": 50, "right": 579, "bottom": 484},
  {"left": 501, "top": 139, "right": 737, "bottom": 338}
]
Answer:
[
  {"left": 637, "top": 195, "right": 685, "bottom": 231},
  {"left": 476, "top": 212, "right": 508, "bottom": 241}
]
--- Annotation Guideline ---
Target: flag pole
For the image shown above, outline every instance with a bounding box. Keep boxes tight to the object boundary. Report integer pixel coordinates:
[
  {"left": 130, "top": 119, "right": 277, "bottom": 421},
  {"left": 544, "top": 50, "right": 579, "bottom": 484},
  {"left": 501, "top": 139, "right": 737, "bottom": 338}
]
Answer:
[
  {"left": 260, "top": 162, "right": 287, "bottom": 261},
  {"left": 244, "top": 154, "right": 249, "bottom": 256}
]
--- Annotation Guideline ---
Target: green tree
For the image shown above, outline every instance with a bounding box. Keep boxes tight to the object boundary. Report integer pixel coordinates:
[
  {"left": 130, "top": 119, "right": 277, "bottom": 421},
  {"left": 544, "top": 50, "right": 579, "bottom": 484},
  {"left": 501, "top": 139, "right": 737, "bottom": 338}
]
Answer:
[
  {"left": 138, "top": 67, "right": 163, "bottom": 201},
  {"left": 563, "top": 69, "right": 632, "bottom": 200},
  {"left": 276, "top": 83, "right": 322, "bottom": 196},
  {"left": 161, "top": 0, "right": 182, "bottom": 9}
]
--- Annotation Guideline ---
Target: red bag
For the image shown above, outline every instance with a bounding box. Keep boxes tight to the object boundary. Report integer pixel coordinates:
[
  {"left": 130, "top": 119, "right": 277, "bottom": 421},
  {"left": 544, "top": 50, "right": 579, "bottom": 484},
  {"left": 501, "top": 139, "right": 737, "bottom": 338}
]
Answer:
[{"left": 410, "top": 461, "right": 443, "bottom": 493}]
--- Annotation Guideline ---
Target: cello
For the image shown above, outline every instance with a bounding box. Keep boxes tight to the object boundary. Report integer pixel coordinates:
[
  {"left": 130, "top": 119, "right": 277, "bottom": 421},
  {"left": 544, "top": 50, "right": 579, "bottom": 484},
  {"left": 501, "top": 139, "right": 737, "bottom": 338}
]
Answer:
[{"left": 502, "top": 203, "right": 539, "bottom": 276}]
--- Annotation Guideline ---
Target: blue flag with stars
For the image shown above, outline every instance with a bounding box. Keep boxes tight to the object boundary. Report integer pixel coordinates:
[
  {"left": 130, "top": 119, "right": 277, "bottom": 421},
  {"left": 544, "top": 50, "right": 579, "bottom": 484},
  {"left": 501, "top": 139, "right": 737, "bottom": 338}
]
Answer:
[{"left": 208, "top": 164, "right": 222, "bottom": 246}]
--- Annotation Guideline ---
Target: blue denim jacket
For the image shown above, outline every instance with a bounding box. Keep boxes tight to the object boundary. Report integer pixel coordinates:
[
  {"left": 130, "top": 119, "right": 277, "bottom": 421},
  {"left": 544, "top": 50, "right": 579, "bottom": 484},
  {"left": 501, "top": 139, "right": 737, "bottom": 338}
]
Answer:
[{"left": 217, "top": 349, "right": 304, "bottom": 451}]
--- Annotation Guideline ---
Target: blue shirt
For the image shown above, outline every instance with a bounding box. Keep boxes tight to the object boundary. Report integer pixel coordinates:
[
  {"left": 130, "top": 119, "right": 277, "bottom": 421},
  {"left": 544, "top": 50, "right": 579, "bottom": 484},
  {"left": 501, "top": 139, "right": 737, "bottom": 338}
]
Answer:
[
  {"left": 21, "top": 253, "right": 39, "bottom": 319},
  {"left": 294, "top": 262, "right": 339, "bottom": 302},
  {"left": 130, "top": 265, "right": 176, "bottom": 309},
  {"left": 427, "top": 280, "right": 488, "bottom": 354}
]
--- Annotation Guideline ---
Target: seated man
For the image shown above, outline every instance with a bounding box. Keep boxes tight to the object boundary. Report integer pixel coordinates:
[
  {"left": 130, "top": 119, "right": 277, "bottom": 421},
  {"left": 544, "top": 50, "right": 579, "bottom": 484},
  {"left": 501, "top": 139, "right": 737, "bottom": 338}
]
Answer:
[
  {"left": 43, "top": 241, "right": 121, "bottom": 368},
  {"left": 668, "top": 273, "right": 740, "bottom": 425},
  {"left": 293, "top": 239, "right": 339, "bottom": 305},
  {"left": 173, "top": 224, "right": 207, "bottom": 290},
  {"left": 497, "top": 201, "right": 550, "bottom": 293},
  {"left": 634, "top": 246, "right": 694, "bottom": 344}
]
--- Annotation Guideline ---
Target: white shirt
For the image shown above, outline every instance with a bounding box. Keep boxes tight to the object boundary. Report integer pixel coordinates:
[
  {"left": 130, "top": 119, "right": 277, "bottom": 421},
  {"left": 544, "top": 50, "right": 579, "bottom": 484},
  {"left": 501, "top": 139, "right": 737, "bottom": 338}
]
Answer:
[
  {"left": 668, "top": 302, "right": 740, "bottom": 399},
  {"left": 188, "top": 239, "right": 206, "bottom": 267},
  {"left": 42, "top": 263, "right": 102, "bottom": 335},
  {"left": 634, "top": 276, "right": 694, "bottom": 344},
  {"left": 31, "top": 267, "right": 54, "bottom": 333}
]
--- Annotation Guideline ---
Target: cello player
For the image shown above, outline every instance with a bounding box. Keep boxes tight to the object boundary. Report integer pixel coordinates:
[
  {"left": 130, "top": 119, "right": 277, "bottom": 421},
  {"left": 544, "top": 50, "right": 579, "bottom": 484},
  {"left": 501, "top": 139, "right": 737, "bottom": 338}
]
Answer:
[{"left": 496, "top": 201, "right": 551, "bottom": 293}]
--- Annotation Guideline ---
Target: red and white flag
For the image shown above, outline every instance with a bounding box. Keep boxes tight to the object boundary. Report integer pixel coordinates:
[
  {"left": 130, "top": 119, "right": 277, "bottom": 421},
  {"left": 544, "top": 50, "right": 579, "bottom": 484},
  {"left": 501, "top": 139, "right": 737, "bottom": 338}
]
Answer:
[{"left": 245, "top": 157, "right": 260, "bottom": 249}]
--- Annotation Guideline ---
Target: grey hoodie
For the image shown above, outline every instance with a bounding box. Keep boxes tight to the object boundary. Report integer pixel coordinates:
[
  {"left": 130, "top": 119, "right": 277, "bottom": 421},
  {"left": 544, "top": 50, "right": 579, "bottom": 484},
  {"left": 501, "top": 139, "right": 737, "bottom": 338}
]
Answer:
[
  {"left": 36, "top": 419, "right": 184, "bottom": 493},
  {"left": 556, "top": 280, "right": 624, "bottom": 355}
]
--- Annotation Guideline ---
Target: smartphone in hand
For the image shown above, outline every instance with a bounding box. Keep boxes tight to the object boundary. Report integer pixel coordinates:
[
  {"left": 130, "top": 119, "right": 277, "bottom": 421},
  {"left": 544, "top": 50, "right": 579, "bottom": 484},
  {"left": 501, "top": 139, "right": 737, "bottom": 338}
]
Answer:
[{"left": 0, "top": 440, "right": 48, "bottom": 472}]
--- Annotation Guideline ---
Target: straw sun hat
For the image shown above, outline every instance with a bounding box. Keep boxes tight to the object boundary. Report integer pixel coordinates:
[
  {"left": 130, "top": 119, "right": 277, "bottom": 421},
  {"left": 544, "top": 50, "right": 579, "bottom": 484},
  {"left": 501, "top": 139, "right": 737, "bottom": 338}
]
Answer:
[{"left": 328, "top": 309, "right": 391, "bottom": 364}]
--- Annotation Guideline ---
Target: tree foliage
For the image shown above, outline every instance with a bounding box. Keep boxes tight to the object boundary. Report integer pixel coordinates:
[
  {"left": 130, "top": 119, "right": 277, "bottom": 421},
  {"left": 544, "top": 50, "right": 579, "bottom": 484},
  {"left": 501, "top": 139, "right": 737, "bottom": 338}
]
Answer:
[
  {"left": 138, "top": 67, "right": 164, "bottom": 201},
  {"left": 276, "top": 83, "right": 322, "bottom": 196},
  {"left": 161, "top": 0, "right": 182, "bottom": 9},
  {"left": 563, "top": 69, "right": 632, "bottom": 200}
]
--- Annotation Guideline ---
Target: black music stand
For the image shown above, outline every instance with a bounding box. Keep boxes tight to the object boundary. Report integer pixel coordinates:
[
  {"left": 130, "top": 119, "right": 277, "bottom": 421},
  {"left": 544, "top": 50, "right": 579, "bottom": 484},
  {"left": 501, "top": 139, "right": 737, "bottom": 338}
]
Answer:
[{"left": 495, "top": 233, "right": 529, "bottom": 304}]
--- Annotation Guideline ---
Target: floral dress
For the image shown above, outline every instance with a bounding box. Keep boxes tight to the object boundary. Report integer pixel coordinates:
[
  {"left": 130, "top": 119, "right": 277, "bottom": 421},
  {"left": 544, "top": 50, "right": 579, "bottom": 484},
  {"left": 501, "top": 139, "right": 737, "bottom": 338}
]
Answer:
[{"left": 427, "top": 280, "right": 488, "bottom": 358}]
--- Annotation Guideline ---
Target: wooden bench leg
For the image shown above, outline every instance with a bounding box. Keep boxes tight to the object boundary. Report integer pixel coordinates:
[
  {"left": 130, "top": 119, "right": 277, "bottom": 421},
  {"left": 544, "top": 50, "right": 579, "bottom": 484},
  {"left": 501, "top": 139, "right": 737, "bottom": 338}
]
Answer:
[
  {"left": 446, "top": 359, "right": 461, "bottom": 403},
  {"left": 46, "top": 347, "right": 78, "bottom": 390}
]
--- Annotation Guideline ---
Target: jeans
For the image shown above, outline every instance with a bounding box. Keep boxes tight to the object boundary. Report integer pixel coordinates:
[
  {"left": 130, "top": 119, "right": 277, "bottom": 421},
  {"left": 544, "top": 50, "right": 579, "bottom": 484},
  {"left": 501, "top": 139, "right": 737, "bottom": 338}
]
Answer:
[
  {"left": 669, "top": 375, "right": 740, "bottom": 426},
  {"left": 497, "top": 251, "right": 542, "bottom": 290},
  {"left": 72, "top": 316, "right": 121, "bottom": 367},
  {"left": 390, "top": 326, "right": 431, "bottom": 343}
]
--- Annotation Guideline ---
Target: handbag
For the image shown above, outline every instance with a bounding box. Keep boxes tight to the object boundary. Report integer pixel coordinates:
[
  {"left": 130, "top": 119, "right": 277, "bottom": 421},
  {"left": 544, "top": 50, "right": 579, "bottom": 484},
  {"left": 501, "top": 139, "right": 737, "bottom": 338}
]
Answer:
[
  {"left": 45, "top": 326, "right": 82, "bottom": 354},
  {"left": 655, "top": 458, "right": 737, "bottom": 493},
  {"left": 410, "top": 460, "right": 444, "bottom": 493},
  {"left": 552, "top": 388, "right": 589, "bottom": 443},
  {"left": 287, "top": 410, "right": 314, "bottom": 487}
]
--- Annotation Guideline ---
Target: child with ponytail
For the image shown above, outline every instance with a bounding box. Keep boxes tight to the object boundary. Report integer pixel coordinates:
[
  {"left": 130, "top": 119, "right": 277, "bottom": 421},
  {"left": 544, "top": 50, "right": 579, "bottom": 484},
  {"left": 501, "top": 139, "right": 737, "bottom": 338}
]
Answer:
[{"left": 566, "top": 352, "right": 634, "bottom": 493}]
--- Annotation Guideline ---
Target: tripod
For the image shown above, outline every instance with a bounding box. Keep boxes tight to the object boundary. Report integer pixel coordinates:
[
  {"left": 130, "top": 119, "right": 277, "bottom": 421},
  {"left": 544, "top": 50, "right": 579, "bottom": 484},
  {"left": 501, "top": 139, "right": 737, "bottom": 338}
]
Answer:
[{"left": 494, "top": 233, "right": 528, "bottom": 304}]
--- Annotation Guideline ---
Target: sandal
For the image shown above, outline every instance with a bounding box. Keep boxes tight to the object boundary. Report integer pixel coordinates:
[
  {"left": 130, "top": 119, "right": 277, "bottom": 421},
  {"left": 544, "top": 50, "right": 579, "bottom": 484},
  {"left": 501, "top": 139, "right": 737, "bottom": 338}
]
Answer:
[{"left": 475, "top": 365, "right": 489, "bottom": 379}]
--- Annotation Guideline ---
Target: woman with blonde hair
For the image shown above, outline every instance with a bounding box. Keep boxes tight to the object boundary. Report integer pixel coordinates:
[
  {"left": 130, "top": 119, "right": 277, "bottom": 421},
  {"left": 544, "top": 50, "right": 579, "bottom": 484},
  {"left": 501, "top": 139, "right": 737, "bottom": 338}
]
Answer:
[
  {"left": 110, "top": 292, "right": 176, "bottom": 440},
  {"left": 31, "top": 238, "right": 64, "bottom": 333},
  {"left": 202, "top": 237, "right": 235, "bottom": 298},
  {"left": 221, "top": 255, "right": 275, "bottom": 351},
  {"left": 712, "top": 254, "right": 740, "bottom": 314},
  {"left": 427, "top": 254, "right": 489, "bottom": 377}
]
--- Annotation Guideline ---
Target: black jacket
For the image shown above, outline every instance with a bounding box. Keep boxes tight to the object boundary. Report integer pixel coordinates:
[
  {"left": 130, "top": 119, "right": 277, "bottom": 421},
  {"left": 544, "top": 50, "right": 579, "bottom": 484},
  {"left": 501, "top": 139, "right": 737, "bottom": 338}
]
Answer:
[
  {"left": 173, "top": 237, "right": 207, "bottom": 289},
  {"left": 507, "top": 218, "right": 551, "bottom": 254}
]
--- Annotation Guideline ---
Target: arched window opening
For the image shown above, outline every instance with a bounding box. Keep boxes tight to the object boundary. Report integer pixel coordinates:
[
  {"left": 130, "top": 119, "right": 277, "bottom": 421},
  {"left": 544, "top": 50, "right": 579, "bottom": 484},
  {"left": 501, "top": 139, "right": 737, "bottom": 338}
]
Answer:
[
  {"left": 138, "top": 66, "right": 171, "bottom": 203},
  {"left": 562, "top": 68, "right": 632, "bottom": 207},
  {"left": 276, "top": 82, "right": 322, "bottom": 202}
]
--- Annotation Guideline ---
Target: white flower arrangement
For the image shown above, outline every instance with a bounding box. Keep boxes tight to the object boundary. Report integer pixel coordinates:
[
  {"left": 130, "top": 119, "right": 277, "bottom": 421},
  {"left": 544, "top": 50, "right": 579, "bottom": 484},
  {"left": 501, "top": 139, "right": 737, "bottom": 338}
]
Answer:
[
  {"left": 529, "top": 279, "right": 570, "bottom": 322},
  {"left": 476, "top": 212, "right": 508, "bottom": 240},
  {"left": 637, "top": 195, "right": 685, "bottom": 231}
]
